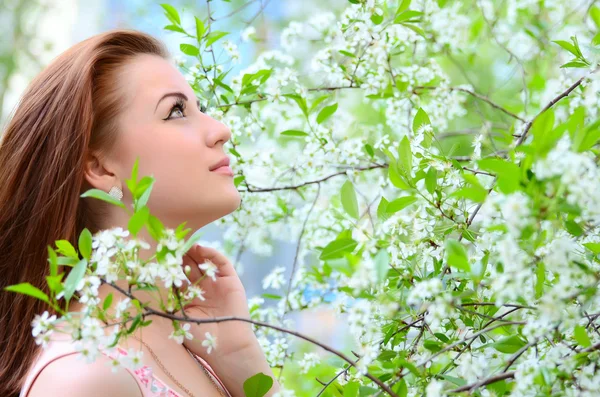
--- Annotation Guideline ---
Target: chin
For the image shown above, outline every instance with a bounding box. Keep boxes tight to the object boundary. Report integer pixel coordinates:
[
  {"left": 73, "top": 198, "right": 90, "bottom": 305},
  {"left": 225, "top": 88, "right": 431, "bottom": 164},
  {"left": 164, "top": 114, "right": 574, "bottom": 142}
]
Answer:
[{"left": 211, "top": 189, "right": 242, "bottom": 220}]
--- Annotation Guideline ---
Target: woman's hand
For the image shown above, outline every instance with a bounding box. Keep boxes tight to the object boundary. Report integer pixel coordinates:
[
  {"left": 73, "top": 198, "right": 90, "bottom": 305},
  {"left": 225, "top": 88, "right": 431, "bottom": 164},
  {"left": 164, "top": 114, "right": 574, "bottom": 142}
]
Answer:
[{"left": 177, "top": 244, "right": 255, "bottom": 362}]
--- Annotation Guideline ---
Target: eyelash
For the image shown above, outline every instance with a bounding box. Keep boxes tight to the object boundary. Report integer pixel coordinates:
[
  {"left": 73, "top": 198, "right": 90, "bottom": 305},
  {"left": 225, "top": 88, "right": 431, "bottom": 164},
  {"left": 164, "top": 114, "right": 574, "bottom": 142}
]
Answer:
[{"left": 163, "top": 98, "right": 207, "bottom": 120}]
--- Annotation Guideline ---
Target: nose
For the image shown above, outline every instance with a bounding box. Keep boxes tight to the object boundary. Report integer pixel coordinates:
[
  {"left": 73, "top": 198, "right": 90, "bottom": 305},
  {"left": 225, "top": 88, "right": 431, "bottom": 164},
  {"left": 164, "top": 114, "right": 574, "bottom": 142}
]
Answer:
[{"left": 206, "top": 116, "right": 232, "bottom": 148}]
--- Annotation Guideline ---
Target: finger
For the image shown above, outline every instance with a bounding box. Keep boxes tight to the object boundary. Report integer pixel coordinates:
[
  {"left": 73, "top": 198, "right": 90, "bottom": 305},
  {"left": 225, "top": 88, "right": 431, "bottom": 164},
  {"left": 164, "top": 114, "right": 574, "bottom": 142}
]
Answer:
[{"left": 185, "top": 244, "right": 236, "bottom": 278}]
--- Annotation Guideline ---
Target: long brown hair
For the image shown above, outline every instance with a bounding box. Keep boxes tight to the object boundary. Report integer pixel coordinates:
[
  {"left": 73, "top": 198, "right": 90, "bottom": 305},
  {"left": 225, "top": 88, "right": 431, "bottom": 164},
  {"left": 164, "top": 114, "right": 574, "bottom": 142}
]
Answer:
[{"left": 0, "top": 29, "right": 169, "bottom": 396}]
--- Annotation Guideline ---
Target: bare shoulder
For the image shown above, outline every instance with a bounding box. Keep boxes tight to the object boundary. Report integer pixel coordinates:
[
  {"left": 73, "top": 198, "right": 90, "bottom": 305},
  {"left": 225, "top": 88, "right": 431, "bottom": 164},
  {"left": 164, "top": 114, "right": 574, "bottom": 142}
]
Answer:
[{"left": 27, "top": 352, "right": 143, "bottom": 397}]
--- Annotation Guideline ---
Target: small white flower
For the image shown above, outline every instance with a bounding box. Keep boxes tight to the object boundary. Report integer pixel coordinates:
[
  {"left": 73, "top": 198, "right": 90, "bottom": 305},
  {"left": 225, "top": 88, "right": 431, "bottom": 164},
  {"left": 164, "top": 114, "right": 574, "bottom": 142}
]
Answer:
[
  {"left": 121, "top": 347, "right": 144, "bottom": 371},
  {"left": 31, "top": 311, "right": 57, "bottom": 337},
  {"left": 298, "top": 352, "right": 321, "bottom": 374},
  {"left": 184, "top": 285, "right": 206, "bottom": 301},
  {"left": 201, "top": 331, "right": 217, "bottom": 354},
  {"left": 199, "top": 260, "right": 218, "bottom": 282},
  {"left": 241, "top": 26, "right": 256, "bottom": 42},
  {"left": 114, "top": 298, "right": 131, "bottom": 318},
  {"left": 262, "top": 266, "right": 286, "bottom": 290},
  {"left": 169, "top": 323, "right": 194, "bottom": 345},
  {"left": 425, "top": 379, "right": 446, "bottom": 397}
]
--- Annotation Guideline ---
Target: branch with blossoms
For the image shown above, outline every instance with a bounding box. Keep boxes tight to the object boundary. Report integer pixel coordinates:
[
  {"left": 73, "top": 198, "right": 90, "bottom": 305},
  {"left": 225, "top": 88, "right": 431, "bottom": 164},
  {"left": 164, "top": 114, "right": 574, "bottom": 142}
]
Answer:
[
  {"left": 99, "top": 276, "right": 399, "bottom": 397},
  {"left": 4, "top": 157, "right": 401, "bottom": 397}
]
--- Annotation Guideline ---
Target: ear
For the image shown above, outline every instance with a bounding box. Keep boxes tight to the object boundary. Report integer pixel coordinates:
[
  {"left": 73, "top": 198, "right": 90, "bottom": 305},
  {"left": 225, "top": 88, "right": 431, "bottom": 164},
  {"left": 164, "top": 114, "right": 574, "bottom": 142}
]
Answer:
[{"left": 83, "top": 151, "right": 121, "bottom": 193}]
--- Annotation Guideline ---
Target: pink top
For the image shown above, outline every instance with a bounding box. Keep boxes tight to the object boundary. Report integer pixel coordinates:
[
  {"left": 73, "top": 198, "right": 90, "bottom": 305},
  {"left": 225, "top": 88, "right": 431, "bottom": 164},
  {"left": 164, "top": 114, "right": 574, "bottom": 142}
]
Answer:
[{"left": 20, "top": 339, "right": 232, "bottom": 397}]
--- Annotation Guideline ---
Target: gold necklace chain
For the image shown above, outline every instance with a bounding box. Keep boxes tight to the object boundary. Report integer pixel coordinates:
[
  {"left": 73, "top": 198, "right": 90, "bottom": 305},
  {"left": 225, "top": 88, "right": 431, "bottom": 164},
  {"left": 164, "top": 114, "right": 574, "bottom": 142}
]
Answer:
[{"left": 130, "top": 335, "right": 225, "bottom": 397}]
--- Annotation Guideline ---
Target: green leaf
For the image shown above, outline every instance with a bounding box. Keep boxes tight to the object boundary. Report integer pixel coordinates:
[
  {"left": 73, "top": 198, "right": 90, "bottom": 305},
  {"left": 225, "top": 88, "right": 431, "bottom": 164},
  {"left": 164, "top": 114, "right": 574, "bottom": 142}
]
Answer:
[
  {"left": 477, "top": 158, "right": 520, "bottom": 194},
  {"left": 261, "top": 293, "right": 281, "bottom": 300},
  {"left": 531, "top": 108, "right": 555, "bottom": 138},
  {"left": 134, "top": 176, "right": 154, "bottom": 199},
  {"left": 78, "top": 228, "right": 92, "bottom": 260},
  {"left": 4, "top": 282, "right": 50, "bottom": 303},
  {"left": 412, "top": 108, "right": 432, "bottom": 147},
  {"left": 205, "top": 31, "right": 229, "bottom": 48},
  {"left": 531, "top": 109, "right": 567, "bottom": 157},
  {"left": 56, "top": 256, "right": 78, "bottom": 266},
  {"left": 398, "top": 136, "right": 412, "bottom": 178},
  {"left": 388, "top": 162, "right": 410, "bottom": 189},
  {"left": 445, "top": 239, "right": 470, "bottom": 272},
  {"left": 394, "top": 10, "right": 423, "bottom": 24},
  {"left": 180, "top": 43, "right": 200, "bottom": 56},
  {"left": 243, "top": 372, "right": 273, "bottom": 397},
  {"left": 374, "top": 248, "right": 390, "bottom": 283},
  {"left": 370, "top": 13, "right": 384, "bottom": 25},
  {"left": 590, "top": 5, "right": 600, "bottom": 30},
  {"left": 392, "top": 378, "right": 408, "bottom": 397},
  {"left": 310, "top": 94, "right": 331, "bottom": 113},
  {"left": 136, "top": 178, "right": 155, "bottom": 211},
  {"left": 439, "top": 375, "right": 466, "bottom": 387},
  {"left": 583, "top": 243, "right": 600, "bottom": 253},
  {"left": 181, "top": 228, "right": 205, "bottom": 254},
  {"left": 47, "top": 246, "right": 58, "bottom": 277},
  {"left": 338, "top": 50, "right": 356, "bottom": 58},
  {"left": 574, "top": 325, "right": 592, "bottom": 347},
  {"left": 573, "top": 121, "right": 600, "bottom": 152},
  {"left": 341, "top": 180, "right": 359, "bottom": 220},
  {"left": 424, "top": 340, "right": 442, "bottom": 352},
  {"left": 316, "top": 103, "right": 338, "bottom": 124},
  {"left": 396, "top": 0, "right": 412, "bottom": 14},
  {"left": 55, "top": 240, "right": 78, "bottom": 259},
  {"left": 46, "top": 274, "right": 64, "bottom": 294},
  {"left": 160, "top": 3, "right": 181, "bottom": 25},
  {"left": 492, "top": 335, "right": 526, "bottom": 354},
  {"left": 280, "top": 130, "right": 308, "bottom": 137},
  {"left": 128, "top": 314, "right": 142, "bottom": 334},
  {"left": 451, "top": 186, "right": 487, "bottom": 203},
  {"left": 80, "top": 188, "right": 125, "bottom": 208},
  {"left": 535, "top": 263, "right": 545, "bottom": 299},
  {"left": 567, "top": 107, "right": 585, "bottom": 138},
  {"left": 128, "top": 206, "right": 150, "bottom": 236},
  {"left": 164, "top": 24, "right": 187, "bottom": 34},
  {"left": 234, "top": 175, "right": 245, "bottom": 187},
  {"left": 386, "top": 196, "right": 417, "bottom": 214},
  {"left": 377, "top": 197, "right": 390, "bottom": 222},
  {"left": 553, "top": 40, "right": 580, "bottom": 58},
  {"left": 320, "top": 238, "right": 358, "bottom": 260},
  {"left": 283, "top": 94, "right": 308, "bottom": 117},
  {"left": 195, "top": 17, "right": 205, "bottom": 40},
  {"left": 147, "top": 214, "right": 165, "bottom": 241},
  {"left": 62, "top": 259, "right": 88, "bottom": 301},
  {"left": 127, "top": 157, "right": 140, "bottom": 192},
  {"left": 564, "top": 219, "right": 584, "bottom": 236},
  {"left": 103, "top": 292, "right": 114, "bottom": 311},
  {"left": 343, "top": 381, "right": 360, "bottom": 397},
  {"left": 561, "top": 60, "right": 590, "bottom": 68},
  {"left": 425, "top": 167, "right": 437, "bottom": 194}
]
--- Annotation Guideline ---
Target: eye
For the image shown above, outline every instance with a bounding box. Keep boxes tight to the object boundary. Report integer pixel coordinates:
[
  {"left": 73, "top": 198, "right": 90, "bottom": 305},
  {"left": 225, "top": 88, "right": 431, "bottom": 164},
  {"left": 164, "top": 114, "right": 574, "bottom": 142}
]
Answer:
[
  {"left": 198, "top": 100, "right": 207, "bottom": 113},
  {"left": 164, "top": 98, "right": 186, "bottom": 120}
]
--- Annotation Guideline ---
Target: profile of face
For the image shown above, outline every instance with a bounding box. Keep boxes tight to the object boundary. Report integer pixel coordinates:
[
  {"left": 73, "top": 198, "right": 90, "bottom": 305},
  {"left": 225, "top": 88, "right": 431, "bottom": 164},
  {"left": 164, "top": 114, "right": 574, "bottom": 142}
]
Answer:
[{"left": 85, "top": 54, "right": 241, "bottom": 231}]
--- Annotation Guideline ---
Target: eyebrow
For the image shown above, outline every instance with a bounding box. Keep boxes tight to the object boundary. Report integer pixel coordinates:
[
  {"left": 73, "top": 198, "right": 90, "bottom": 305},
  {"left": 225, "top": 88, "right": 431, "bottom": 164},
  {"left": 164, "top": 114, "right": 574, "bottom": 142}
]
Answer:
[{"left": 154, "top": 92, "right": 201, "bottom": 113}]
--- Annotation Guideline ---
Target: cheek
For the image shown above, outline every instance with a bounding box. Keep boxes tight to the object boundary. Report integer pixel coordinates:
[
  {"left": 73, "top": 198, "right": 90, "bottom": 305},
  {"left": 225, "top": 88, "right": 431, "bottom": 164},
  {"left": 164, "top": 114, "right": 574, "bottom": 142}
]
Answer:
[{"left": 117, "top": 126, "right": 209, "bottom": 192}]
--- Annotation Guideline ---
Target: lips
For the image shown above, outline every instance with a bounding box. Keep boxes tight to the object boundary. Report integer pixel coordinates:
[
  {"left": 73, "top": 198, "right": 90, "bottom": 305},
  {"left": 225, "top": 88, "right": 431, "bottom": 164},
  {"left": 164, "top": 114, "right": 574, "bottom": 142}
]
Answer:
[{"left": 209, "top": 157, "right": 230, "bottom": 171}]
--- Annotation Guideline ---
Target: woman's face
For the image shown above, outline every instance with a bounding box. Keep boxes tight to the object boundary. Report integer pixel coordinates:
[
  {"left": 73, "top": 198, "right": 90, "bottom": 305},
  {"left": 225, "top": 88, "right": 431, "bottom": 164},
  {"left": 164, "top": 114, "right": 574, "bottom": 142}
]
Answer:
[{"left": 103, "top": 54, "right": 241, "bottom": 230}]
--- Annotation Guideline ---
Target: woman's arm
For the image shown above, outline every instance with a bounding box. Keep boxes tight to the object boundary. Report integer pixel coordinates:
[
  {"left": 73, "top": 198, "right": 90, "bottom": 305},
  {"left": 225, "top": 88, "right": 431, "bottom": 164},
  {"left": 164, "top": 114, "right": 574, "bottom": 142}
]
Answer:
[{"left": 202, "top": 334, "right": 281, "bottom": 397}]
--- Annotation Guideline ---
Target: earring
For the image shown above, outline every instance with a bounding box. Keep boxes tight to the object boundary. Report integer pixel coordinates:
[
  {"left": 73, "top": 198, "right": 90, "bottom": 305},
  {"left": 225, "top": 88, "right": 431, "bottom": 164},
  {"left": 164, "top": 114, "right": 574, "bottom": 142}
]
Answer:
[{"left": 108, "top": 186, "right": 123, "bottom": 201}]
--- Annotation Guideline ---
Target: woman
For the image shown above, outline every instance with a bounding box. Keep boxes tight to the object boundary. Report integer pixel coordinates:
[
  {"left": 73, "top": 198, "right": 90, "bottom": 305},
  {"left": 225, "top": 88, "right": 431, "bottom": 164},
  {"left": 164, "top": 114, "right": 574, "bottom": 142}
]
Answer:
[{"left": 0, "top": 29, "right": 280, "bottom": 397}]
